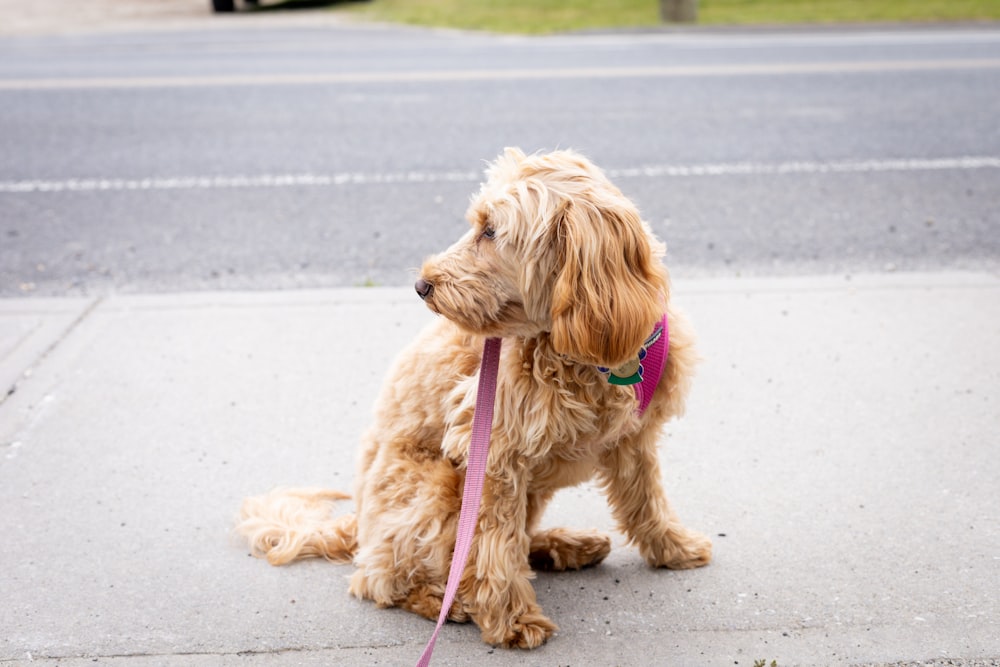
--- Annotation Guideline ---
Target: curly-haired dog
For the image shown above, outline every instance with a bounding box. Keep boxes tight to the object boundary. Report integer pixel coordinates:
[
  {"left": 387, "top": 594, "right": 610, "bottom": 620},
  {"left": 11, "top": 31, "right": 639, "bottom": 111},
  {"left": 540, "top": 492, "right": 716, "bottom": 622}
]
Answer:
[{"left": 237, "top": 148, "right": 711, "bottom": 649}]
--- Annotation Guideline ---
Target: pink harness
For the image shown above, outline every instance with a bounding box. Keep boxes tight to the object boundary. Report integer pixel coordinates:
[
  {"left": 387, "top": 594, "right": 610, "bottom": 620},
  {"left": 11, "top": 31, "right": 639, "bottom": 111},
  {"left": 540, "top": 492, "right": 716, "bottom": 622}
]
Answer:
[
  {"left": 600, "top": 313, "right": 670, "bottom": 417},
  {"left": 417, "top": 316, "right": 669, "bottom": 665},
  {"left": 636, "top": 313, "right": 670, "bottom": 416}
]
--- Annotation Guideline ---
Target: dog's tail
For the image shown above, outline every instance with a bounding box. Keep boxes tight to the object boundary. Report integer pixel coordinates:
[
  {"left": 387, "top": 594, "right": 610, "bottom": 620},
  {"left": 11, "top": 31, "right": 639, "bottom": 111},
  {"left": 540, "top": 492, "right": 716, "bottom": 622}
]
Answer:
[{"left": 236, "top": 487, "right": 356, "bottom": 565}]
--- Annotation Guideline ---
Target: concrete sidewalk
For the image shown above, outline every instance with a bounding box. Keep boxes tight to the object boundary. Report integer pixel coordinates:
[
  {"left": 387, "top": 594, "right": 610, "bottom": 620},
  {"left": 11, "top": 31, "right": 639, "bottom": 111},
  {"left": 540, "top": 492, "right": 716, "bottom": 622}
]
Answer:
[{"left": 1, "top": 273, "right": 998, "bottom": 667}]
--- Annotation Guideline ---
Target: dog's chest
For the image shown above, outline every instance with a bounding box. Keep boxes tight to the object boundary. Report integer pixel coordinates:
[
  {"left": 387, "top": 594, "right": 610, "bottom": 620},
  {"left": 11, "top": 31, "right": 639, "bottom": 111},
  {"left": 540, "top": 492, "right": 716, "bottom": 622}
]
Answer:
[{"left": 507, "top": 345, "right": 640, "bottom": 459}]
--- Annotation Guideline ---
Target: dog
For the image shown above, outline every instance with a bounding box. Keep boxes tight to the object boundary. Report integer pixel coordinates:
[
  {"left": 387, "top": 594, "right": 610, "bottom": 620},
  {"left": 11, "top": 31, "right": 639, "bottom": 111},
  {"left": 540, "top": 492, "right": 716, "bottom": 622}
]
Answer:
[{"left": 237, "top": 148, "right": 711, "bottom": 649}]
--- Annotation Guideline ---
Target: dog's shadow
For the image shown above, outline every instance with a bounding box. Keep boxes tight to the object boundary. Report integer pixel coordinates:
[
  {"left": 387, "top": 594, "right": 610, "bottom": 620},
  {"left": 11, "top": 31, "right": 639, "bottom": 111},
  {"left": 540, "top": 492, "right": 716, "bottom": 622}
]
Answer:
[{"left": 395, "top": 557, "right": 698, "bottom": 648}]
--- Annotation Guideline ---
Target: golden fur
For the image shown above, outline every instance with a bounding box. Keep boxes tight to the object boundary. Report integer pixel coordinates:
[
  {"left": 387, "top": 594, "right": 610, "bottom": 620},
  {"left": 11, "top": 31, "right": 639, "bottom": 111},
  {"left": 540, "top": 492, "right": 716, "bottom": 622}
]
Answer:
[{"left": 237, "top": 148, "right": 711, "bottom": 649}]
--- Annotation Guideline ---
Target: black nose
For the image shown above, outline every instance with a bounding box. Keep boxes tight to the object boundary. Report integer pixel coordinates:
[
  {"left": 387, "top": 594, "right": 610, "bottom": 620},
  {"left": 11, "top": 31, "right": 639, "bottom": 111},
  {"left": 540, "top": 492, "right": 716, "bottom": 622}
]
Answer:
[{"left": 414, "top": 278, "right": 433, "bottom": 300}]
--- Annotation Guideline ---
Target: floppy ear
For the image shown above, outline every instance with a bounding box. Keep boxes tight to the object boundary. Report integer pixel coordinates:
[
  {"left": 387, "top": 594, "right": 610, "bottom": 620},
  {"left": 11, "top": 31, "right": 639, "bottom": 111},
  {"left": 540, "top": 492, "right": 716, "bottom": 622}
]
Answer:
[{"left": 549, "top": 198, "right": 664, "bottom": 368}]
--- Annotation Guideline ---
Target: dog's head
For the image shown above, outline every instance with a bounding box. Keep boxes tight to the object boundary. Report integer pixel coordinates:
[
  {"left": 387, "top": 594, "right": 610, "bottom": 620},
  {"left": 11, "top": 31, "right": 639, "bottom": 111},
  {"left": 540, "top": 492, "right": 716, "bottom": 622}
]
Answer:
[{"left": 417, "top": 148, "right": 668, "bottom": 369}]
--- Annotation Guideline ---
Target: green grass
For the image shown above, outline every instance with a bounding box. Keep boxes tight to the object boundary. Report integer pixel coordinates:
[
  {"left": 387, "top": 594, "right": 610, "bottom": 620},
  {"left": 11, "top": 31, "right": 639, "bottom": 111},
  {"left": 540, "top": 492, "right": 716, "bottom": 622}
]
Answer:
[
  {"left": 343, "top": 0, "right": 1000, "bottom": 34},
  {"left": 348, "top": 0, "right": 658, "bottom": 34},
  {"left": 700, "top": 0, "right": 1000, "bottom": 25}
]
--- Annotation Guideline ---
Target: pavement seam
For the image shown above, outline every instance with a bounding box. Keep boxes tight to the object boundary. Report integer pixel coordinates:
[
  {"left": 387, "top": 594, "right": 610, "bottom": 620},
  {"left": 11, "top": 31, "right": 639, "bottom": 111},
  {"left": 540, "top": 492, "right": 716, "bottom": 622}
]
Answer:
[
  {"left": 1, "top": 643, "right": 407, "bottom": 663},
  {"left": 0, "top": 295, "right": 103, "bottom": 407}
]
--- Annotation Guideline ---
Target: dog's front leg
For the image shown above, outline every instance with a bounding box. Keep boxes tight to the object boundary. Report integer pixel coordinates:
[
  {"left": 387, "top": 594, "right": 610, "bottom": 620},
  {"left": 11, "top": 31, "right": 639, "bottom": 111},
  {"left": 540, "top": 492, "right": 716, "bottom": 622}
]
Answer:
[
  {"left": 459, "top": 458, "right": 557, "bottom": 649},
  {"left": 598, "top": 429, "right": 712, "bottom": 569}
]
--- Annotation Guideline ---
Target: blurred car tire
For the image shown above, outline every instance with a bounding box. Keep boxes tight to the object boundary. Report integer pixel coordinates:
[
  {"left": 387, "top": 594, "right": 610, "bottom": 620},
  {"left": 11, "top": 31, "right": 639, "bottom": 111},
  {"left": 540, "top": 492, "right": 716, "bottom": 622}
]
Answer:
[{"left": 212, "top": 0, "right": 236, "bottom": 12}]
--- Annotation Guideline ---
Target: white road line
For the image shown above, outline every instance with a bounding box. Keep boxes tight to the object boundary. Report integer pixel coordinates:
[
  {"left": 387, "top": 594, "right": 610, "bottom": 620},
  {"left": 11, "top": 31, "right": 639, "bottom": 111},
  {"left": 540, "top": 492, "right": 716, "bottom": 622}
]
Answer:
[
  {"left": 1, "top": 58, "right": 999, "bottom": 90},
  {"left": 0, "top": 171, "right": 481, "bottom": 193},
  {"left": 608, "top": 156, "right": 1000, "bottom": 178},
  {"left": 1, "top": 156, "right": 998, "bottom": 194}
]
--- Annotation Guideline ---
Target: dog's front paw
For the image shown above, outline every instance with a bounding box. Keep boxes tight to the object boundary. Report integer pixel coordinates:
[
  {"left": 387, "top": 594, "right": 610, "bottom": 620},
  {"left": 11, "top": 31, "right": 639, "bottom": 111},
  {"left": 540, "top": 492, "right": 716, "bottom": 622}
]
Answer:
[
  {"left": 641, "top": 528, "right": 712, "bottom": 570},
  {"left": 482, "top": 608, "right": 558, "bottom": 649}
]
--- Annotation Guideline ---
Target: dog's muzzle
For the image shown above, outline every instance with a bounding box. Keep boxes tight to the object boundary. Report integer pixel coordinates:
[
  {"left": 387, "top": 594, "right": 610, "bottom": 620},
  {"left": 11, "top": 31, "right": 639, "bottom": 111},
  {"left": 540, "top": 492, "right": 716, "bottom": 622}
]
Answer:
[{"left": 414, "top": 278, "right": 433, "bottom": 300}]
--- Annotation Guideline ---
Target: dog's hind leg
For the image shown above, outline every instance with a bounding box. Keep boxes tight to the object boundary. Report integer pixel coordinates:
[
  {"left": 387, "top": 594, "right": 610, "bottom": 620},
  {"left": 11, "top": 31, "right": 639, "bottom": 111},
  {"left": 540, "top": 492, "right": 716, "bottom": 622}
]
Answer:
[
  {"left": 348, "top": 455, "right": 464, "bottom": 614},
  {"left": 524, "top": 478, "right": 611, "bottom": 572},
  {"left": 528, "top": 527, "right": 612, "bottom": 571}
]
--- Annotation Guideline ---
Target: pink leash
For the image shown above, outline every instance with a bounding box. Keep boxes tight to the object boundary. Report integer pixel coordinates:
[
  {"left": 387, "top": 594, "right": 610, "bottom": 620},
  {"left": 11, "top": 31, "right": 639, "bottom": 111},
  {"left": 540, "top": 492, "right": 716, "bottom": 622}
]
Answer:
[
  {"left": 416, "top": 336, "right": 502, "bottom": 667},
  {"left": 415, "top": 317, "right": 667, "bottom": 664}
]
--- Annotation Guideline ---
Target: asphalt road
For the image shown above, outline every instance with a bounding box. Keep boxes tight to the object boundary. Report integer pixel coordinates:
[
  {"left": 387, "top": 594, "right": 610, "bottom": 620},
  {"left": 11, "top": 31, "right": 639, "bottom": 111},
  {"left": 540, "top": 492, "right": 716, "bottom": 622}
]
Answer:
[{"left": 1, "top": 23, "right": 999, "bottom": 296}]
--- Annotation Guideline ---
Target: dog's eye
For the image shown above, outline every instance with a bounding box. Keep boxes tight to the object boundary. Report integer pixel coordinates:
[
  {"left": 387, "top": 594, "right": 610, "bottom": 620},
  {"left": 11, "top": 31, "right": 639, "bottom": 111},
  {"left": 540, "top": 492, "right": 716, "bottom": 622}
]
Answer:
[{"left": 482, "top": 227, "right": 496, "bottom": 240}]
